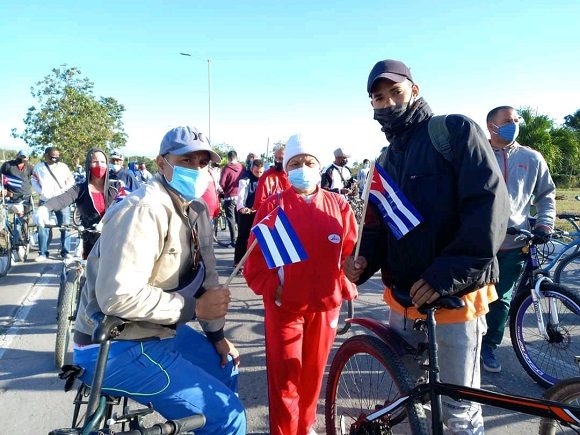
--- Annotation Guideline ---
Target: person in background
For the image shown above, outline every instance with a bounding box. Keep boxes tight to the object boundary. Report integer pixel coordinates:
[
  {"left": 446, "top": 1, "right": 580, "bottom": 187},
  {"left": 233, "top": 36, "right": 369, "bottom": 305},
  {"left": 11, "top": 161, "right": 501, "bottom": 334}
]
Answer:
[
  {"left": 219, "top": 150, "right": 244, "bottom": 247},
  {"left": 233, "top": 159, "right": 264, "bottom": 270},
  {"left": 31, "top": 146, "right": 75, "bottom": 260},
  {"left": 244, "top": 134, "right": 357, "bottom": 435},
  {"left": 1, "top": 150, "right": 33, "bottom": 201},
  {"left": 109, "top": 151, "right": 139, "bottom": 192},
  {"left": 72, "top": 126, "right": 246, "bottom": 434},
  {"left": 138, "top": 162, "right": 153, "bottom": 182},
  {"left": 34, "top": 148, "right": 122, "bottom": 258},
  {"left": 252, "top": 144, "right": 290, "bottom": 213},
  {"left": 321, "top": 148, "right": 354, "bottom": 196},
  {"left": 244, "top": 152, "right": 256, "bottom": 174},
  {"left": 344, "top": 58, "right": 510, "bottom": 433},
  {"left": 1, "top": 149, "right": 34, "bottom": 249},
  {"left": 73, "top": 164, "right": 86, "bottom": 184},
  {"left": 480, "top": 105, "right": 556, "bottom": 373},
  {"left": 357, "top": 159, "right": 370, "bottom": 198}
]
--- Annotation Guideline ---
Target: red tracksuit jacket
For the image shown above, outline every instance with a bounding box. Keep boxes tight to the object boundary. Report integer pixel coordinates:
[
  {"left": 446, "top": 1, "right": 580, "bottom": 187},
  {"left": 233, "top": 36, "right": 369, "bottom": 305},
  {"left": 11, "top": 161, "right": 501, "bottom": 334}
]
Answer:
[{"left": 244, "top": 186, "right": 358, "bottom": 312}]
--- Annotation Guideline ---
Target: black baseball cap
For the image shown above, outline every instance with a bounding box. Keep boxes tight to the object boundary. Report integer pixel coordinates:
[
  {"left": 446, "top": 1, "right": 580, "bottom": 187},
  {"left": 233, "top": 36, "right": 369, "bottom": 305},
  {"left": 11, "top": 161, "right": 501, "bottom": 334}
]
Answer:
[{"left": 367, "top": 59, "right": 414, "bottom": 95}]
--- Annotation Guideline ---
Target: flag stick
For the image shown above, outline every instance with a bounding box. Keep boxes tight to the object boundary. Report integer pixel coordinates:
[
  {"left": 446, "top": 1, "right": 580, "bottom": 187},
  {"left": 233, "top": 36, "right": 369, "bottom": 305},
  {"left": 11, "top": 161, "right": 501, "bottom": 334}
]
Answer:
[
  {"left": 353, "top": 160, "right": 375, "bottom": 261},
  {"left": 224, "top": 238, "right": 258, "bottom": 286}
]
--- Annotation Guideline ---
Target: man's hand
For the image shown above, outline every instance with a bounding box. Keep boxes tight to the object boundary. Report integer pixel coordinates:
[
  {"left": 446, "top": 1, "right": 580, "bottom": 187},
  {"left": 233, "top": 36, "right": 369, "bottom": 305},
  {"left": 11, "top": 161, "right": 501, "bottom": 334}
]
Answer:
[
  {"left": 343, "top": 256, "right": 368, "bottom": 283},
  {"left": 196, "top": 285, "right": 231, "bottom": 320},
  {"left": 340, "top": 188, "right": 350, "bottom": 195},
  {"left": 410, "top": 279, "right": 441, "bottom": 308},
  {"left": 274, "top": 285, "right": 283, "bottom": 304},
  {"left": 213, "top": 338, "right": 240, "bottom": 368},
  {"left": 239, "top": 207, "right": 252, "bottom": 214}
]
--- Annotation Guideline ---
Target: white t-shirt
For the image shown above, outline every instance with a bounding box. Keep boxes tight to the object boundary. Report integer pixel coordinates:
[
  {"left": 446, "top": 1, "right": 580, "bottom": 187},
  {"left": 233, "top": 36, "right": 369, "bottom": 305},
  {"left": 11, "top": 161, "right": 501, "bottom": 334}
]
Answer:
[{"left": 32, "top": 161, "right": 74, "bottom": 201}]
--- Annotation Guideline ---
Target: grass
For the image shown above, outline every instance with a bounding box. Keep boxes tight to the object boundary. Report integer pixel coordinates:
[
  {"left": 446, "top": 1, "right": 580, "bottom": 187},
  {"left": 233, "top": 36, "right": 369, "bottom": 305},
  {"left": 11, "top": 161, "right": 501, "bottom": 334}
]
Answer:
[{"left": 555, "top": 188, "right": 580, "bottom": 231}]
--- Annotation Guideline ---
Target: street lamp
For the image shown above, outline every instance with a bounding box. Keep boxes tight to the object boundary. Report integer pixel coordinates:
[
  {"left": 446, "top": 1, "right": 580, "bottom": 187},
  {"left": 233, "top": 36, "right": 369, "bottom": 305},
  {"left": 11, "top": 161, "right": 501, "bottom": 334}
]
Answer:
[{"left": 179, "top": 53, "right": 212, "bottom": 144}]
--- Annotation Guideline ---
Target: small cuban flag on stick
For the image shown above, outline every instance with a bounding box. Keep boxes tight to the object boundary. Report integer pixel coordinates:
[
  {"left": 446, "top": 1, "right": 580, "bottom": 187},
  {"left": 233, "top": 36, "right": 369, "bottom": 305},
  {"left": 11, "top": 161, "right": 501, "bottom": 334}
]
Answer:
[
  {"left": 354, "top": 161, "right": 423, "bottom": 260},
  {"left": 225, "top": 206, "right": 308, "bottom": 285},
  {"left": 2, "top": 174, "right": 23, "bottom": 189}
]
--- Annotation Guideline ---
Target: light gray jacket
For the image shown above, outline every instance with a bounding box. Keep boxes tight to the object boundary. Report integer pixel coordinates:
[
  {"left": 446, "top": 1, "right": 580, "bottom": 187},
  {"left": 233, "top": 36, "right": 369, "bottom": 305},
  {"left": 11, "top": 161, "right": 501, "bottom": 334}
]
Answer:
[
  {"left": 75, "top": 174, "right": 224, "bottom": 342},
  {"left": 493, "top": 142, "right": 556, "bottom": 250}
]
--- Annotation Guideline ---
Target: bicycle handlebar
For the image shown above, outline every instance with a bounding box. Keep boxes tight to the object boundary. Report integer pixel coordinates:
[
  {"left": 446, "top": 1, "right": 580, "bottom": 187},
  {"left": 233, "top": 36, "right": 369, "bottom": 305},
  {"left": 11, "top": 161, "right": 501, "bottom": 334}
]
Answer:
[{"left": 97, "top": 414, "right": 206, "bottom": 434}]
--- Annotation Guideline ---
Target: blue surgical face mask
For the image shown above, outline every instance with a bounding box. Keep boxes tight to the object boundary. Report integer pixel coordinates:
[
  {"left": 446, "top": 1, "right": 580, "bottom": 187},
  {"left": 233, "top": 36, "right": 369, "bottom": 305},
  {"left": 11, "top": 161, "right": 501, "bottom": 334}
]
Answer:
[
  {"left": 288, "top": 166, "right": 320, "bottom": 191},
  {"left": 164, "top": 158, "right": 209, "bottom": 202},
  {"left": 492, "top": 122, "right": 519, "bottom": 143},
  {"left": 109, "top": 163, "right": 122, "bottom": 173}
]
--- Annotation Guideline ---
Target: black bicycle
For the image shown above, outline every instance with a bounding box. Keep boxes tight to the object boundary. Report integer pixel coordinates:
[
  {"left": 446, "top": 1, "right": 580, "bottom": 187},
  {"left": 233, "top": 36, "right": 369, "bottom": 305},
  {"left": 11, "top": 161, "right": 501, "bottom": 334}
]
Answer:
[
  {"left": 213, "top": 201, "right": 230, "bottom": 247},
  {"left": 50, "top": 314, "right": 206, "bottom": 435},
  {"left": 0, "top": 196, "right": 34, "bottom": 276},
  {"left": 325, "top": 296, "right": 580, "bottom": 434}
]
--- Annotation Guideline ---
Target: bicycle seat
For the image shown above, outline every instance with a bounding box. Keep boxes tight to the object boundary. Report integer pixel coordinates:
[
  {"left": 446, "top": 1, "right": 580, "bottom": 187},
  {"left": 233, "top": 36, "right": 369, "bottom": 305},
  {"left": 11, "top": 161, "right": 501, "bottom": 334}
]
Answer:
[
  {"left": 418, "top": 296, "right": 465, "bottom": 314},
  {"left": 90, "top": 312, "right": 126, "bottom": 343}
]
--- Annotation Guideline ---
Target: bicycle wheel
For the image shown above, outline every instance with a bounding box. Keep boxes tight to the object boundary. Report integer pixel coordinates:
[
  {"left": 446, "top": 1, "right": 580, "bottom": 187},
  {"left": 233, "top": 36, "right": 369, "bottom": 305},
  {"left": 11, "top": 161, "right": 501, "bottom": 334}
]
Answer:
[
  {"left": 55, "top": 268, "right": 82, "bottom": 369},
  {"left": 0, "top": 228, "right": 12, "bottom": 277},
  {"left": 554, "top": 253, "right": 580, "bottom": 294},
  {"left": 539, "top": 377, "right": 580, "bottom": 434},
  {"left": 325, "top": 335, "right": 428, "bottom": 435},
  {"left": 14, "top": 219, "right": 31, "bottom": 262},
  {"left": 336, "top": 300, "right": 354, "bottom": 336},
  {"left": 213, "top": 214, "right": 231, "bottom": 247},
  {"left": 510, "top": 283, "right": 580, "bottom": 387}
]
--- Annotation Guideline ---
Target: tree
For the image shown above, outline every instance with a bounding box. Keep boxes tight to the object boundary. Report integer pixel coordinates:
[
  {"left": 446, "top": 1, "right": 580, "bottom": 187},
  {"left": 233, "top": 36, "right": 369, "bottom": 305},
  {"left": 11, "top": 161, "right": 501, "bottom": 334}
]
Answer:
[
  {"left": 211, "top": 142, "right": 235, "bottom": 167},
  {"left": 517, "top": 107, "right": 559, "bottom": 169},
  {"left": 11, "top": 65, "right": 127, "bottom": 167},
  {"left": 564, "top": 109, "right": 580, "bottom": 132}
]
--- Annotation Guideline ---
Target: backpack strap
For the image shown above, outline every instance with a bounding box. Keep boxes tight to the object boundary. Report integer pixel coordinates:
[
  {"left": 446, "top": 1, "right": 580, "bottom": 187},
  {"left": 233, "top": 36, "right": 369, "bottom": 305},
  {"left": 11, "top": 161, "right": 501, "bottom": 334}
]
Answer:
[{"left": 428, "top": 115, "right": 453, "bottom": 162}]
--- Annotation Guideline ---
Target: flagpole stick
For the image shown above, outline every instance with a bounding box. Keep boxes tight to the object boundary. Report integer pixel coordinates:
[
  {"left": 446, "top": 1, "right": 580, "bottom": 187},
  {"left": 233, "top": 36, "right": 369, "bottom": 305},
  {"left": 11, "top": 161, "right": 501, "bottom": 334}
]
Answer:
[
  {"left": 224, "top": 238, "right": 258, "bottom": 286},
  {"left": 353, "top": 160, "right": 375, "bottom": 261}
]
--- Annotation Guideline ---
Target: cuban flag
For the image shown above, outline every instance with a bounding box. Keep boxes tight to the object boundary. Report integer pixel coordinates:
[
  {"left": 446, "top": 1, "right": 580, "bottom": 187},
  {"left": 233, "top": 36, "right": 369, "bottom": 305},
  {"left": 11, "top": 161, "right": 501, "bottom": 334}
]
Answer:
[
  {"left": 114, "top": 185, "right": 131, "bottom": 203},
  {"left": 2, "top": 174, "right": 23, "bottom": 189},
  {"left": 369, "top": 163, "right": 423, "bottom": 240},
  {"left": 251, "top": 206, "right": 308, "bottom": 269}
]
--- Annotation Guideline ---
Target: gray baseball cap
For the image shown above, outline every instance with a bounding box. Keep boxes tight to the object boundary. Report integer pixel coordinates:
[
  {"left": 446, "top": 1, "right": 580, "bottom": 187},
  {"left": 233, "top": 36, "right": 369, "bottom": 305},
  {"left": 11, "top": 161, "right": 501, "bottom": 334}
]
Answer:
[{"left": 159, "top": 126, "right": 220, "bottom": 163}]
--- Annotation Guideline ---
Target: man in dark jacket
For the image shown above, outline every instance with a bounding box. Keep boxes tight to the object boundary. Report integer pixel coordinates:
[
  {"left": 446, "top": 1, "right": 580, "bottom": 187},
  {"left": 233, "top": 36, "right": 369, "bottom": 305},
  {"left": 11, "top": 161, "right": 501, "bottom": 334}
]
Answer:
[
  {"left": 1, "top": 150, "right": 33, "bottom": 201},
  {"left": 219, "top": 150, "right": 244, "bottom": 247},
  {"left": 109, "top": 151, "right": 139, "bottom": 192},
  {"left": 344, "top": 59, "right": 510, "bottom": 434}
]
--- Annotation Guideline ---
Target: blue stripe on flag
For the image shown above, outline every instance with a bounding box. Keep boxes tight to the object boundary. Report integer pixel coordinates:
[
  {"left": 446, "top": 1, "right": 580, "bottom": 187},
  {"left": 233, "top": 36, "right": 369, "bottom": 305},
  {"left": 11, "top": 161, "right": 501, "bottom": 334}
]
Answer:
[{"left": 276, "top": 208, "right": 308, "bottom": 261}]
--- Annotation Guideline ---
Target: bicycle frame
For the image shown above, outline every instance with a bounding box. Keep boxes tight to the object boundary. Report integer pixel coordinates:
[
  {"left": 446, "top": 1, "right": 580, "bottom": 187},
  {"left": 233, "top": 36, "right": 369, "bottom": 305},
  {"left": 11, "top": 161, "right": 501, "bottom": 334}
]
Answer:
[{"left": 349, "top": 308, "right": 580, "bottom": 434}]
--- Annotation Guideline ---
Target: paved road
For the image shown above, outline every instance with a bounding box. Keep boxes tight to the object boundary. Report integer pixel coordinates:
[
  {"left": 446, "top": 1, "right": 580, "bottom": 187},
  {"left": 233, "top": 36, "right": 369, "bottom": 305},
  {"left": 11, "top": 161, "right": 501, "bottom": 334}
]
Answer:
[{"left": 0, "top": 243, "right": 547, "bottom": 434}]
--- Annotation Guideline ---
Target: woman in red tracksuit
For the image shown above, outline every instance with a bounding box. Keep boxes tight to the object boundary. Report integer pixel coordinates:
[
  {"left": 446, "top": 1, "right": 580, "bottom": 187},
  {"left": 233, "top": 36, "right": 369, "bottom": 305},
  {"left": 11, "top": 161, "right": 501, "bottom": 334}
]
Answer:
[{"left": 243, "top": 134, "right": 358, "bottom": 435}]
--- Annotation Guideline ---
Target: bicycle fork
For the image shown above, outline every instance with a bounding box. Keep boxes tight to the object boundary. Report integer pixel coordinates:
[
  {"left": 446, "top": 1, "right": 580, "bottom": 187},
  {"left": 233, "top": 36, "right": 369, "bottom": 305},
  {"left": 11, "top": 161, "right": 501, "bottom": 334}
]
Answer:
[{"left": 531, "top": 276, "right": 557, "bottom": 340}]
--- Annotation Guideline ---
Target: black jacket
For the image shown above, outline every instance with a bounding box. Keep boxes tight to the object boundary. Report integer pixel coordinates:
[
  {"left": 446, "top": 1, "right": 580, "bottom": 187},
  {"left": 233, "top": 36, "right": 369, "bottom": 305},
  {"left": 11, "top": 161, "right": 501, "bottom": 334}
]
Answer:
[
  {"left": 44, "top": 148, "right": 121, "bottom": 228},
  {"left": 357, "top": 101, "right": 509, "bottom": 300}
]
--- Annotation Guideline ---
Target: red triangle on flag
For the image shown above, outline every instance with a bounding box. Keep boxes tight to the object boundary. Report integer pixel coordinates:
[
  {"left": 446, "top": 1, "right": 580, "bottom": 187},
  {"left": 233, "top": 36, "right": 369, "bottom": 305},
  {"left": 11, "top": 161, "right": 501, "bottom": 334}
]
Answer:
[{"left": 260, "top": 207, "right": 279, "bottom": 230}]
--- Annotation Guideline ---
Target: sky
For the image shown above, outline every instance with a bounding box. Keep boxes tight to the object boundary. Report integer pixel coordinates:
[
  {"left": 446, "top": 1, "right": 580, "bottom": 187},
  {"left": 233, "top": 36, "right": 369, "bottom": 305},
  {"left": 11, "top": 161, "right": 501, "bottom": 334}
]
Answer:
[{"left": 1, "top": 0, "right": 579, "bottom": 167}]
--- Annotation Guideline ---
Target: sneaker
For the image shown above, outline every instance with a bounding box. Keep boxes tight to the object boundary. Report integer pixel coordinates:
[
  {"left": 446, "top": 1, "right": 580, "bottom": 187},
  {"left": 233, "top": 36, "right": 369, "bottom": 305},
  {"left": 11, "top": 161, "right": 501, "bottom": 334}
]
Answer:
[
  {"left": 34, "top": 255, "right": 48, "bottom": 262},
  {"left": 481, "top": 345, "right": 501, "bottom": 373}
]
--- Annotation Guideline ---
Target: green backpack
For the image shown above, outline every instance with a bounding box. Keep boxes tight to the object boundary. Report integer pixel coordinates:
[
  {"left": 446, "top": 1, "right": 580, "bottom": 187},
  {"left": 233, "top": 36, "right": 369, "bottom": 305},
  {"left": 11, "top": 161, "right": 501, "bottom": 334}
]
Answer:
[{"left": 428, "top": 114, "right": 453, "bottom": 162}]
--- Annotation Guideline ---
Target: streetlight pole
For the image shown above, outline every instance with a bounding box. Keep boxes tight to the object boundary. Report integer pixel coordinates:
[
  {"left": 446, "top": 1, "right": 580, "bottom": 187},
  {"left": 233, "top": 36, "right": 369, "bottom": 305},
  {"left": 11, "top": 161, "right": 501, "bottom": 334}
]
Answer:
[{"left": 179, "top": 53, "right": 212, "bottom": 143}]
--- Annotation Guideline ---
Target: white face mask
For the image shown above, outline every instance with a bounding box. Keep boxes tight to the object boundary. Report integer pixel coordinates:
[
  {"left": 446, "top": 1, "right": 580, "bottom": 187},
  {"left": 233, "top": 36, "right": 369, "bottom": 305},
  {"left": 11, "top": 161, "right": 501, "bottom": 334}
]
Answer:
[{"left": 288, "top": 166, "right": 320, "bottom": 191}]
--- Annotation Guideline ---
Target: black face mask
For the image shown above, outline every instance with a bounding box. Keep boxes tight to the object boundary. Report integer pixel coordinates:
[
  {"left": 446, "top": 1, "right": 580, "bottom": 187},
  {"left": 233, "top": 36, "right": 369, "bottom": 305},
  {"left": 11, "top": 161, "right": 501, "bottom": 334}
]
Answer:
[
  {"left": 16, "top": 157, "right": 24, "bottom": 164},
  {"left": 373, "top": 102, "right": 410, "bottom": 130},
  {"left": 274, "top": 161, "right": 283, "bottom": 171}
]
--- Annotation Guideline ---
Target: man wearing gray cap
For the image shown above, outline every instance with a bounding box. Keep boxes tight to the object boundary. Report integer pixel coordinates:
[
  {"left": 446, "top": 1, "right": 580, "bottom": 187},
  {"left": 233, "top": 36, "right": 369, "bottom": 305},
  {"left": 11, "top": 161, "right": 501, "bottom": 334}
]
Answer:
[
  {"left": 344, "top": 59, "right": 510, "bottom": 433},
  {"left": 321, "top": 147, "right": 354, "bottom": 195},
  {"left": 72, "top": 126, "right": 246, "bottom": 434}
]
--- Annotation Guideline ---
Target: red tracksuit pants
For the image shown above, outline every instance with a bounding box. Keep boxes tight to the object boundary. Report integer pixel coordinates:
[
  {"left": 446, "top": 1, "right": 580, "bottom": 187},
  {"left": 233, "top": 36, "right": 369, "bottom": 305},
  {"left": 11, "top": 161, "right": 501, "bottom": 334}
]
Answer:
[{"left": 264, "top": 298, "right": 341, "bottom": 435}]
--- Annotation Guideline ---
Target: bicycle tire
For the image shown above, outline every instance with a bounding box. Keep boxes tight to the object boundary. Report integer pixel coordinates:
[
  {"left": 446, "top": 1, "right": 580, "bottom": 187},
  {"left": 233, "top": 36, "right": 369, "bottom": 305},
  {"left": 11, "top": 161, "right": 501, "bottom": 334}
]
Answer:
[
  {"left": 55, "top": 268, "right": 82, "bottom": 369},
  {"left": 14, "top": 219, "right": 31, "bottom": 262},
  {"left": 325, "top": 334, "right": 428, "bottom": 435},
  {"left": 336, "top": 299, "right": 354, "bottom": 336},
  {"left": 213, "top": 215, "right": 232, "bottom": 247},
  {"left": 510, "top": 282, "right": 580, "bottom": 387},
  {"left": 0, "top": 228, "right": 12, "bottom": 277},
  {"left": 539, "top": 377, "right": 580, "bottom": 434},
  {"left": 554, "top": 252, "right": 580, "bottom": 295}
]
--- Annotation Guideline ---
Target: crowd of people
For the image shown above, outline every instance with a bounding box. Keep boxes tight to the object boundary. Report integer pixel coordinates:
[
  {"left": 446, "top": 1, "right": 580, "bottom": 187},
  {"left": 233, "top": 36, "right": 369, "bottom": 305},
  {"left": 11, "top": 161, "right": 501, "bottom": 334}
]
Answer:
[{"left": 1, "top": 57, "right": 558, "bottom": 435}]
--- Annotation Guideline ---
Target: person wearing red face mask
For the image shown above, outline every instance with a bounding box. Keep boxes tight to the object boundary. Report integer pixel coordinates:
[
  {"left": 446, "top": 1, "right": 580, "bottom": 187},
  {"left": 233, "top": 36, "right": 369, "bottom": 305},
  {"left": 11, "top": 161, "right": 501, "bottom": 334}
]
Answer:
[{"left": 34, "top": 148, "right": 124, "bottom": 258}]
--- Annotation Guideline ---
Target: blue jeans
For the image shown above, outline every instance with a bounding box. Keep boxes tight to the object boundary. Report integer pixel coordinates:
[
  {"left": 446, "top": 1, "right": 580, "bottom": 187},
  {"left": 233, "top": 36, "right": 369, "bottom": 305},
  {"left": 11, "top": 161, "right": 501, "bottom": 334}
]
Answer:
[
  {"left": 37, "top": 204, "right": 71, "bottom": 256},
  {"left": 73, "top": 325, "right": 246, "bottom": 435}
]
